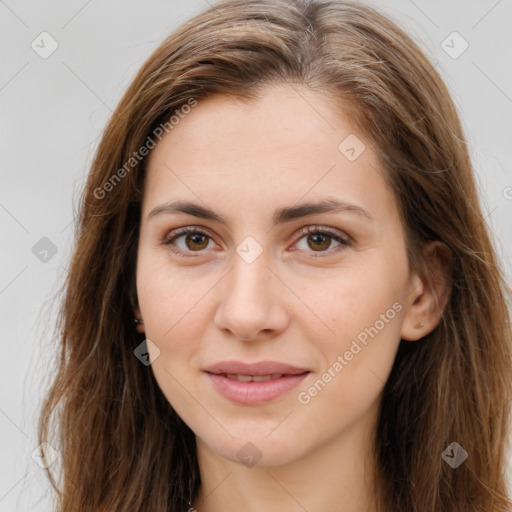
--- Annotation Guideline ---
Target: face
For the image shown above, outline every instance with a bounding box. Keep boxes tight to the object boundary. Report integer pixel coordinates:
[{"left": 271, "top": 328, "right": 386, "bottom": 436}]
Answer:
[{"left": 135, "top": 84, "right": 421, "bottom": 467}]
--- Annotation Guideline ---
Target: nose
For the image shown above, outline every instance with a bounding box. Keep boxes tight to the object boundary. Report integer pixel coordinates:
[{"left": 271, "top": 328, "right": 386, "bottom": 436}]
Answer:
[{"left": 213, "top": 250, "right": 289, "bottom": 342}]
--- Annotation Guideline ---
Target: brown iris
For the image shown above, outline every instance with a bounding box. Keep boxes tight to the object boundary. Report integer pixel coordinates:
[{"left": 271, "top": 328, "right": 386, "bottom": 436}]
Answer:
[
  {"left": 307, "top": 233, "right": 332, "bottom": 251},
  {"left": 185, "top": 232, "right": 209, "bottom": 251}
]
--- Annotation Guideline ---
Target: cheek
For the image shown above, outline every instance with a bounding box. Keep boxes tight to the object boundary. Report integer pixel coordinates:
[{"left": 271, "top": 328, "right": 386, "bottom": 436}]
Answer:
[
  {"left": 294, "top": 297, "right": 402, "bottom": 437},
  {"left": 136, "top": 258, "right": 211, "bottom": 421},
  {"left": 308, "top": 261, "right": 404, "bottom": 342},
  {"left": 299, "top": 263, "right": 404, "bottom": 400},
  {"left": 136, "top": 249, "right": 212, "bottom": 341}
]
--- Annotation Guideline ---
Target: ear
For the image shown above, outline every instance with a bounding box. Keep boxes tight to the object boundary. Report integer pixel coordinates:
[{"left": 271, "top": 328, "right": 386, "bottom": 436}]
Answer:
[
  {"left": 401, "top": 241, "right": 452, "bottom": 341},
  {"left": 133, "top": 305, "right": 145, "bottom": 334}
]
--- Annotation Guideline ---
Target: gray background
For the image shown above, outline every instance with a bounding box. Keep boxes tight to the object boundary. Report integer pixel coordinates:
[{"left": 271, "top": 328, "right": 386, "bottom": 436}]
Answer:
[{"left": 1, "top": 0, "right": 511, "bottom": 510}]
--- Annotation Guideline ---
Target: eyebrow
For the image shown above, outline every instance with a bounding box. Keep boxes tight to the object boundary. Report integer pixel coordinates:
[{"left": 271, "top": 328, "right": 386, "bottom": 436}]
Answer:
[{"left": 147, "top": 198, "right": 373, "bottom": 225}]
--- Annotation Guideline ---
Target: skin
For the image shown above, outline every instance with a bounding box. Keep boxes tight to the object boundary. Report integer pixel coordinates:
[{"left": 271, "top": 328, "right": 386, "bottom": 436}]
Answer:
[{"left": 134, "top": 83, "right": 449, "bottom": 512}]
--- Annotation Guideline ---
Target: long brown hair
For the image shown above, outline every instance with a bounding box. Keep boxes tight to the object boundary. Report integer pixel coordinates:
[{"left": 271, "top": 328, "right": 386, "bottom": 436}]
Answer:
[{"left": 38, "top": 0, "right": 512, "bottom": 510}]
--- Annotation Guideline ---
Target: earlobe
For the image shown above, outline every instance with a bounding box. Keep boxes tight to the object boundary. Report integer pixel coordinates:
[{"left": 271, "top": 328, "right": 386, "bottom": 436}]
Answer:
[
  {"left": 400, "top": 241, "right": 452, "bottom": 342},
  {"left": 133, "top": 306, "right": 145, "bottom": 334},
  {"left": 401, "top": 273, "right": 428, "bottom": 341}
]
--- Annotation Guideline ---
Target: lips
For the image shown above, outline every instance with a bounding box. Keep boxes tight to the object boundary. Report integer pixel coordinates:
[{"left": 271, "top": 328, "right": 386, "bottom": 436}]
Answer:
[{"left": 203, "top": 360, "right": 310, "bottom": 405}]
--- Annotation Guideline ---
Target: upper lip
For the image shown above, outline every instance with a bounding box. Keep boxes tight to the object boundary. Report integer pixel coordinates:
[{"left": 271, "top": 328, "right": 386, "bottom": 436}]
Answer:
[{"left": 203, "top": 360, "right": 310, "bottom": 376}]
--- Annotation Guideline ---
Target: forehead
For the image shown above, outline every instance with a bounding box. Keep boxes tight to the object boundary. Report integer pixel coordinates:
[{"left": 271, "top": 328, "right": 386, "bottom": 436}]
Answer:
[
  {"left": 143, "top": 84, "right": 395, "bottom": 223},
  {"left": 149, "top": 85, "right": 355, "bottom": 165}
]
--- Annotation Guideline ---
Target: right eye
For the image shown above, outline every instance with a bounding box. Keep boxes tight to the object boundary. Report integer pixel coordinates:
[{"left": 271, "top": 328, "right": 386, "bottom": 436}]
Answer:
[{"left": 162, "top": 226, "right": 217, "bottom": 256}]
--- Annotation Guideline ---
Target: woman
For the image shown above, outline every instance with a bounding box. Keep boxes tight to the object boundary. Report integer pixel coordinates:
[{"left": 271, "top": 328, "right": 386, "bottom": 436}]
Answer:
[{"left": 38, "top": 0, "right": 512, "bottom": 510}]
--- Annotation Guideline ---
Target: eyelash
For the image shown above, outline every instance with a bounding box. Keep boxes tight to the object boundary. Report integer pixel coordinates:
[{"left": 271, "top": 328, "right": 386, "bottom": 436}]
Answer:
[{"left": 162, "top": 225, "right": 351, "bottom": 258}]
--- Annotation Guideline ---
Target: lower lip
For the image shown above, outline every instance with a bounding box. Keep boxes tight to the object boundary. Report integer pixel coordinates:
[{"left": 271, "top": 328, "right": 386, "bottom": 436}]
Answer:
[{"left": 205, "top": 372, "right": 309, "bottom": 405}]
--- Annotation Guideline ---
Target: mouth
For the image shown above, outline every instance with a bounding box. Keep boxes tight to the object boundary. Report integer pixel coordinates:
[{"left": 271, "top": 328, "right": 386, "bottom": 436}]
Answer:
[
  {"left": 202, "top": 361, "right": 311, "bottom": 405},
  {"left": 203, "top": 360, "right": 310, "bottom": 376},
  {"left": 212, "top": 373, "right": 296, "bottom": 382}
]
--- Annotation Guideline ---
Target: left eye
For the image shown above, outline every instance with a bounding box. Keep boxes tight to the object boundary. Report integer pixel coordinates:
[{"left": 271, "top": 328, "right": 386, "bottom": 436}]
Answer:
[
  {"left": 162, "top": 226, "right": 350, "bottom": 257},
  {"left": 293, "top": 226, "right": 350, "bottom": 256}
]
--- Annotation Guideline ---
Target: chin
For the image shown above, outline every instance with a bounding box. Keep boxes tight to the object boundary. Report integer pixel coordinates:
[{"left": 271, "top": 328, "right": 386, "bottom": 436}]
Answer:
[{"left": 197, "top": 430, "right": 307, "bottom": 468}]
